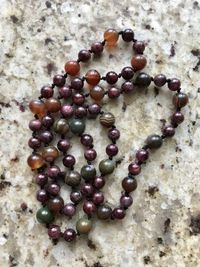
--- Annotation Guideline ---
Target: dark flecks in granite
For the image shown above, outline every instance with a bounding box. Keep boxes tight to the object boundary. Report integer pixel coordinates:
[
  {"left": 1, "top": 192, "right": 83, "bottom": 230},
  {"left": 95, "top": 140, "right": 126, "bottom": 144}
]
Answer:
[
  {"left": 193, "top": 1, "right": 200, "bottom": 9},
  {"left": 40, "top": 16, "right": 46, "bottom": 22},
  {"left": 92, "top": 263, "right": 103, "bottom": 267},
  {"left": 154, "top": 86, "right": 159, "bottom": 96},
  {"left": 164, "top": 218, "right": 171, "bottom": 233},
  {"left": 143, "top": 255, "right": 151, "bottom": 264},
  {"left": 191, "top": 49, "right": 200, "bottom": 71},
  {"left": 190, "top": 215, "right": 200, "bottom": 235},
  {"left": 122, "top": 101, "right": 127, "bottom": 112},
  {"left": 45, "top": 1, "right": 51, "bottom": 8},
  {"left": 11, "top": 156, "right": 19, "bottom": 162},
  {"left": 115, "top": 156, "right": 125, "bottom": 166},
  {"left": 87, "top": 239, "right": 96, "bottom": 250},
  {"left": 13, "top": 100, "right": 25, "bottom": 112},
  {"left": 0, "top": 181, "right": 12, "bottom": 190},
  {"left": 45, "top": 38, "right": 54, "bottom": 45},
  {"left": 159, "top": 251, "right": 166, "bottom": 257},
  {"left": 9, "top": 255, "right": 18, "bottom": 267},
  {"left": 0, "top": 101, "right": 11, "bottom": 108},
  {"left": 160, "top": 164, "right": 165, "bottom": 169},
  {"left": 10, "top": 15, "right": 19, "bottom": 24},
  {"left": 155, "top": 59, "right": 163, "bottom": 64},
  {"left": 169, "top": 43, "right": 176, "bottom": 57},
  {"left": 20, "top": 202, "right": 28, "bottom": 211},
  {"left": 146, "top": 186, "right": 159, "bottom": 198},
  {"left": 157, "top": 237, "right": 163, "bottom": 244},
  {"left": 46, "top": 63, "right": 57, "bottom": 75}
]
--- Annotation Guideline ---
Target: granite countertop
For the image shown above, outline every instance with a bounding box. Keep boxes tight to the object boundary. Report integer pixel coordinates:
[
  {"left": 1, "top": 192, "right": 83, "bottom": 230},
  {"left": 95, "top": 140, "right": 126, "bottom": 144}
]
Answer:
[{"left": 0, "top": 0, "right": 200, "bottom": 266}]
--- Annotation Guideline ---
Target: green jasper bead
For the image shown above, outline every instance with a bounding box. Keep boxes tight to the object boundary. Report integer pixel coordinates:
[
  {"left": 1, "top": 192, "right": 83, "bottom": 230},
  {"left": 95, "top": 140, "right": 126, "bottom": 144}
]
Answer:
[
  {"left": 81, "top": 164, "right": 96, "bottom": 181},
  {"left": 53, "top": 118, "right": 69, "bottom": 135},
  {"left": 70, "top": 118, "right": 85, "bottom": 135},
  {"left": 36, "top": 206, "right": 54, "bottom": 224},
  {"left": 76, "top": 217, "right": 92, "bottom": 234},
  {"left": 99, "top": 159, "right": 115, "bottom": 175}
]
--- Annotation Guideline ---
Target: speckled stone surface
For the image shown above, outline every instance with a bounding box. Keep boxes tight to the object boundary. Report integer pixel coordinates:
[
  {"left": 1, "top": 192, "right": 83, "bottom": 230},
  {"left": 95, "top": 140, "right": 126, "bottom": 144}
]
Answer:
[{"left": 0, "top": 0, "right": 200, "bottom": 266}]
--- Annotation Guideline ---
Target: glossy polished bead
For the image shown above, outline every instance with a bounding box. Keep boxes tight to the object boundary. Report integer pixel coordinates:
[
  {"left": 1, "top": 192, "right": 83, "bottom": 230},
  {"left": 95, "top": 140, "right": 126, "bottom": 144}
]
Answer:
[
  {"left": 76, "top": 217, "right": 92, "bottom": 234},
  {"left": 63, "top": 228, "right": 76, "bottom": 242},
  {"left": 122, "top": 29, "right": 134, "bottom": 42},
  {"left": 162, "top": 125, "right": 175, "bottom": 137},
  {"left": 57, "top": 139, "right": 70, "bottom": 152},
  {"left": 168, "top": 78, "right": 181, "bottom": 91},
  {"left": 65, "top": 171, "right": 81, "bottom": 186},
  {"left": 29, "top": 119, "right": 42, "bottom": 131},
  {"left": 27, "top": 153, "right": 45, "bottom": 169},
  {"left": 99, "top": 112, "right": 115, "bottom": 127},
  {"left": 120, "top": 195, "right": 133, "bottom": 208},
  {"left": 88, "top": 103, "right": 101, "bottom": 117},
  {"left": 70, "top": 118, "right": 85, "bottom": 135},
  {"left": 35, "top": 173, "right": 48, "bottom": 186},
  {"left": 93, "top": 176, "right": 105, "bottom": 189},
  {"left": 63, "top": 203, "right": 76, "bottom": 218},
  {"left": 47, "top": 183, "right": 60, "bottom": 196},
  {"left": 81, "top": 183, "right": 94, "bottom": 196},
  {"left": 92, "top": 191, "right": 104, "bottom": 205},
  {"left": 63, "top": 154, "right": 76, "bottom": 168},
  {"left": 48, "top": 225, "right": 61, "bottom": 239},
  {"left": 136, "top": 149, "right": 149, "bottom": 162},
  {"left": 64, "top": 60, "right": 80, "bottom": 76},
  {"left": 28, "top": 137, "right": 41, "bottom": 149},
  {"left": 112, "top": 207, "right": 125, "bottom": 219},
  {"left": 128, "top": 163, "right": 141, "bottom": 175},
  {"left": 146, "top": 134, "right": 163, "bottom": 149},
  {"left": 42, "top": 146, "right": 59, "bottom": 162},
  {"left": 121, "top": 81, "right": 135, "bottom": 93},
  {"left": 90, "top": 85, "right": 105, "bottom": 101},
  {"left": 106, "top": 71, "right": 118, "bottom": 84},
  {"left": 133, "top": 41, "right": 145, "bottom": 54},
  {"left": 83, "top": 201, "right": 96, "bottom": 215},
  {"left": 99, "top": 159, "right": 115, "bottom": 175},
  {"left": 108, "top": 128, "right": 120, "bottom": 141},
  {"left": 45, "top": 98, "right": 61, "bottom": 113},
  {"left": 135, "top": 72, "right": 152, "bottom": 87},
  {"left": 41, "top": 85, "right": 54, "bottom": 98},
  {"left": 72, "top": 93, "right": 85, "bottom": 106},
  {"left": 106, "top": 144, "right": 118, "bottom": 156},
  {"left": 122, "top": 177, "right": 137, "bottom": 193},
  {"left": 81, "top": 165, "right": 96, "bottom": 181},
  {"left": 75, "top": 106, "right": 87, "bottom": 118},
  {"left": 85, "top": 69, "right": 101, "bottom": 86},
  {"left": 58, "top": 85, "right": 72, "bottom": 98},
  {"left": 46, "top": 165, "right": 60, "bottom": 179},
  {"left": 48, "top": 196, "right": 64, "bottom": 213},
  {"left": 154, "top": 74, "right": 167, "bottom": 87},
  {"left": 108, "top": 87, "right": 121, "bottom": 99},
  {"left": 71, "top": 77, "right": 84, "bottom": 91},
  {"left": 81, "top": 134, "right": 93, "bottom": 147},
  {"left": 97, "top": 205, "right": 112, "bottom": 220},
  {"left": 104, "top": 29, "right": 119, "bottom": 46},
  {"left": 60, "top": 104, "right": 74, "bottom": 118},
  {"left": 42, "top": 115, "right": 54, "bottom": 128},
  {"left": 121, "top": 66, "right": 134, "bottom": 80},
  {"left": 131, "top": 55, "right": 147, "bottom": 71},
  {"left": 53, "top": 118, "right": 69, "bottom": 135},
  {"left": 84, "top": 148, "right": 97, "bottom": 161},
  {"left": 36, "top": 189, "right": 48, "bottom": 203},
  {"left": 39, "top": 131, "right": 53, "bottom": 144},
  {"left": 172, "top": 92, "right": 188, "bottom": 108},
  {"left": 70, "top": 191, "right": 82, "bottom": 204},
  {"left": 53, "top": 75, "right": 66, "bottom": 87},
  {"left": 36, "top": 206, "right": 54, "bottom": 224},
  {"left": 91, "top": 42, "right": 104, "bottom": 55},
  {"left": 29, "top": 99, "right": 46, "bottom": 115},
  {"left": 78, "top": 49, "right": 91, "bottom": 62},
  {"left": 171, "top": 111, "right": 184, "bottom": 125}
]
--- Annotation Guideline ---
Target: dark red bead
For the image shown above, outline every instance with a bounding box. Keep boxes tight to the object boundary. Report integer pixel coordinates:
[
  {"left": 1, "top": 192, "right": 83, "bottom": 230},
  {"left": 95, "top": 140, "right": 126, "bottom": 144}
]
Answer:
[
  {"left": 136, "top": 149, "right": 149, "bottom": 162},
  {"left": 41, "top": 85, "right": 54, "bottom": 98},
  {"left": 106, "top": 144, "right": 118, "bottom": 156},
  {"left": 59, "top": 85, "right": 72, "bottom": 99},
  {"left": 91, "top": 42, "right": 104, "bottom": 55},
  {"left": 63, "top": 154, "right": 76, "bottom": 168},
  {"left": 70, "top": 191, "right": 83, "bottom": 204},
  {"left": 29, "top": 119, "right": 42, "bottom": 131},
  {"left": 36, "top": 189, "right": 48, "bottom": 203},
  {"left": 106, "top": 71, "right": 118, "bottom": 84},
  {"left": 122, "top": 29, "right": 134, "bottom": 42},
  {"left": 39, "top": 131, "right": 53, "bottom": 144},
  {"left": 61, "top": 104, "right": 74, "bottom": 118},
  {"left": 171, "top": 111, "right": 184, "bottom": 125},
  {"left": 168, "top": 78, "right": 181, "bottom": 91},
  {"left": 133, "top": 41, "right": 145, "bottom": 54},
  {"left": 57, "top": 139, "right": 70, "bottom": 152},
  {"left": 47, "top": 165, "right": 61, "bottom": 179},
  {"left": 83, "top": 201, "right": 96, "bottom": 215},
  {"left": 121, "top": 66, "right": 134, "bottom": 80},
  {"left": 92, "top": 191, "right": 104, "bottom": 205},
  {"left": 162, "top": 125, "right": 175, "bottom": 137},
  {"left": 47, "top": 183, "right": 60, "bottom": 196},
  {"left": 72, "top": 93, "right": 85, "bottom": 106},
  {"left": 35, "top": 173, "right": 48, "bottom": 186},
  {"left": 154, "top": 74, "right": 167, "bottom": 87},
  {"left": 108, "top": 128, "right": 120, "bottom": 141},
  {"left": 63, "top": 203, "right": 76, "bottom": 218},
  {"left": 120, "top": 194, "right": 133, "bottom": 208},
  {"left": 88, "top": 103, "right": 101, "bottom": 117},
  {"left": 121, "top": 81, "right": 135, "bottom": 93},
  {"left": 71, "top": 77, "right": 84, "bottom": 91},
  {"left": 173, "top": 92, "right": 188, "bottom": 108},
  {"left": 48, "top": 225, "right": 61, "bottom": 239},
  {"left": 84, "top": 149, "right": 97, "bottom": 161},
  {"left": 93, "top": 176, "right": 105, "bottom": 189},
  {"left": 75, "top": 106, "right": 87, "bottom": 118},
  {"left": 41, "top": 115, "right": 54, "bottom": 128},
  {"left": 122, "top": 177, "right": 137, "bottom": 193},
  {"left": 81, "top": 183, "right": 94, "bottom": 196},
  {"left": 107, "top": 87, "right": 121, "bottom": 99},
  {"left": 53, "top": 74, "right": 66, "bottom": 87},
  {"left": 112, "top": 207, "right": 125, "bottom": 219},
  {"left": 63, "top": 228, "right": 76, "bottom": 242},
  {"left": 78, "top": 49, "right": 91, "bottom": 62},
  {"left": 135, "top": 72, "right": 152, "bottom": 87},
  {"left": 28, "top": 137, "right": 41, "bottom": 149},
  {"left": 128, "top": 163, "right": 141, "bottom": 175},
  {"left": 80, "top": 134, "right": 93, "bottom": 147}
]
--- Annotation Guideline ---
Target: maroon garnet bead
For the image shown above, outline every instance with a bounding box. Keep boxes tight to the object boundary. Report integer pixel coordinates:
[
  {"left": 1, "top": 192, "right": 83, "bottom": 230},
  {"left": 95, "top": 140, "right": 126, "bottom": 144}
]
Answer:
[
  {"left": 35, "top": 173, "right": 48, "bottom": 186},
  {"left": 121, "top": 66, "right": 134, "bottom": 80},
  {"left": 48, "top": 225, "right": 61, "bottom": 239},
  {"left": 78, "top": 49, "right": 91, "bottom": 62},
  {"left": 29, "top": 119, "right": 42, "bottom": 131},
  {"left": 121, "top": 81, "right": 135, "bottom": 93},
  {"left": 120, "top": 194, "right": 133, "bottom": 208},
  {"left": 168, "top": 78, "right": 181, "bottom": 91},
  {"left": 75, "top": 106, "right": 87, "bottom": 118},
  {"left": 63, "top": 154, "right": 76, "bottom": 168},
  {"left": 136, "top": 149, "right": 149, "bottom": 162},
  {"left": 107, "top": 87, "right": 121, "bottom": 99},
  {"left": 47, "top": 165, "right": 61, "bottom": 179},
  {"left": 39, "top": 131, "right": 53, "bottom": 144},
  {"left": 162, "top": 125, "right": 175, "bottom": 137},
  {"left": 93, "top": 176, "right": 105, "bottom": 189},
  {"left": 91, "top": 42, "right": 104, "bottom": 55},
  {"left": 154, "top": 74, "right": 167, "bottom": 87},
  {"left": 71, "top": 77, "right": 84, "bottom": 91},
  {"left": 133, "top": 41, "right": 145, "bottom": 54},
  {"left": 171, "top": 111, "right": 184, "bottom": 125},
  {"left": 81, "top": 134, "right": 93, "bottom": 147},
  {"left": 88, "top": 103, "right": 101, "bottom": 117},
  {"left": 83, "top": 201, "right": 96, "bottom": 215},
  {"left": 72, "top": 93, "right": 85, "bottom": 106},
  {"left": 36, "top": 189, "right": 48, "bottom": 203},
  {"left": 122, "top": 177, "right": 137, "bottom": 193},
  {"left": 81, "top": 183, "right": 94, "bottom": 196},
  {"left": 106, "top": 71, "right": 118, "bottom": 84},
  {"left": 108, "top": 128, "right": 120, "bottom": 141},
  {"left": 92, "top": 191, "right": 104, "bottom": 205},
  {"left": 53, "top": 74, "right": 66, "bottom": 87},
  {"left": 173, "top": 92, "right": 188, "bottom": 108},
  {"left": 70, "top": 191, "right": 83, "bottom": 204},
  {"left": 61, "top": 104, "right": 74, "bottom": 118},
  {"left": 58, "top": 85, "right": 72, "bottom": 98},
  {"left": 122, "top": 29, "right": 134, "bottom": 42},
  {"left": 41, "top": 85, "right": 54, "bottom": 98},
  {"left": 63, "top": 203, "right": 76, "bottom": 218},
  {"left": 128, "top": 163, "right": 141, "bottom": 175},
  {"left": 106, "top": 144, "right": 118, "bottom": 156},
  {"left": 47, "top": 183, "right": 60, "bottom": 196},
  {"left": 42, "top": 115, "right": 54, "bottom": 128},
  {"left": 112, "top": 207, "right": 125, "bottom": 219},
  {"left": 28, "top": 137, "right": 41, "bottom": 149},
  {"left": 57, "top": 139, "right": 70, "bottom": 153},
  {"left": 63, "top": 228, "right": 76, "bottom": 242},
  {"left": 84, "top": 148, "right": 97, "bottom": 161}
]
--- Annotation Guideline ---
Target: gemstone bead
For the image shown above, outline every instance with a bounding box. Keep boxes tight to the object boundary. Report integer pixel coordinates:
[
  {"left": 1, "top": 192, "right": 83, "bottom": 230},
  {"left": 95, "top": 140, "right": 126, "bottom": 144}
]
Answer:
[
  {"left": 45, "top": 98, "right": 61, "bottom": 113},
  {"left": 29, "top": 99, "right": 46, "bottom": 116},
  {"left": 99, "top": 112, "right": 115, "bottom": 127},
  {"left": 93, "top": 176, "right": 105, "bottom": 189},
  {"left": 168, "top": 78, "right": 181, "bottom": 91},
  {"left": 28, "top": 137, "right": 41, "bottom": 149},
  {"left": 63, "top": 228, "right": 76, "bottom": 242},
  {"left": 106, "top": 71, "right": 118, "bottom": 84},
  {"left": 120, "top": 195, "right": 133, "bottom": 208},
  {"left": 63, "top": 203, "right": 76, "bottom": 218},
  {"left": 133, "top": 41, "right": 145, "bottom": 54},
  {"left": 27, "top": 153, "right": 45, "bottom": 169},
  {"left": 121, "top": 66, "right": 134, "bottom": 80},
  {"left": 90, "top": 85, "right": 105, "bottom": 101},
  {"left": 83, "top": 201, "right": 96, "bottom": 215},
  {"left": 106, "top": 144, "right": 118, "bottom": 156},
  {"left": 69, "top": 118, "right": 85, "bottom": 135},
  {"left": 29, "top": 119, "right": 42, "bottom": 131},
  {"left": 108, "top": 128, "right": 120, "bottom": 141},
  {"left": 122, "top": 177, "right": 137, "bottom": 193},
  {"left": 112, "top": 207, "right": 125, "bottom": 219},
  {"left": 135, "top": 72, "right": 152, "bottom": 87},
  {"left": 36, "top": 206, "right": 54, "bottom": 224},
  {"left": 162, "top": 125, "right": 175, "bottom": 137},
  {"left": 36, "top": 189, "right": 48, "bottom": 203},
  {"left": 92, "top": 191, "right": 104, "bottom": 205},
  {"left": 97, "top": 205, "right": 112, "bottom": 220},
  {"left": 60, "top": 104, "right": 74, "bottom": 118},
  {"left": 121, "top": 81, "right": 135, "bottom": 93},
  {"left": 39, "top": 131, "right": 53, "bottom": 144},
  {"left": 172, "top": 92, "right": 188, "bottom": 108},
  {"left": 88, "top": 103, "right": 101, "bottom": 117},
  {"left": 64, "top": 60, "right": 80, "bottom": 76},
  {"left": 53, "top": 75, "right": 66, "bottom": 87},
  {"left": 71, "top": 77, "right": 84, "bottom": 91},
  {"left": 65, "top": 171, "right": 81, "bottom": 186},
  {"left": 78, "top": 49, "right": 91, "bottom": 62},
  {"left": 136, "top": 149, "right": 149, "bottom": 162},
  {"left": 81, "top": 183, "right": 94, "bottom": 196},
  {"left": 63, "top": 154, "right": 76, "bottom": 168},
  {"left": 48, "top": 196, "right": 64, "bottom": 213},
  {"left": 53, "top": 118, "right": 69, "bottom": 135},
  {"left": 84, "top": 149, "right": 97, "bottom": 161},
  {"left": 35, "top": 173, "right": 48, "bottom": 186},
  {"left": 99, "top": 159, "right": 115, "bottom": 175},
  {"left": 81, "top": 165, "right": 96, "bottom": 181},
  {"left": 48, "top": 225, "right": 61, "bottom": 239},
  {"left": 80, "top": 134, "right": 93, "bottom": 147},
  {"left": 146, "top": 134, "right": 163, "bottom": 149},
  {"left": 128, "top": 163, "right": 141, "bottom": 175},
  {"left": 70, "top": 191, "right": 82, "bottom": 204},
  {"left": 76, "top": 217, "right": 92, "bottom": 234},
  {"left": 42, "top": 115, "right": 54, "bottom": 128},
  {"left": 42, "top": 146, "right": 59, "bottom": 162},
  {"left": 47, "top": 183, "right": 60, "bottom": 196},
  {"left": 91, "top": 42, "right": 104, "bottom": 55},
  {"left": 40, "top": 85, "right": 54, "bottom": 98},
  {"left": 58, "top": 85, "right": 72, "bottom": 99},
  {"left": 107, "top": 87, "right": 121, "bottom": 99},
  {"left": 171, "top": 111, "right": 184, "bottom": 125},
  {"left": 57, "top": 139, "right": 70, "bottom": 153},
  {"left": 72, "top": 93, "right": 85, "bottom": 106},
  {"left": 85, "top": 69, "right": 101, "bottom": 86},
  {"left": 122, "top": 29, "right": 134, "bottom": 42},
  {"left": 104, "top": 29, "right": 119, "bottom": 46},
  {"left": 46, "top": 165, "right": 60, "bottom": 179},
  {"left": 154, "top": 74, "right": 167, "bottom": 87},
  {"left": 131, "top": 55, "right": 147, "bottom": 71},
  {"left": 75, "top": 106, "right": 87, "bottom": 118}
]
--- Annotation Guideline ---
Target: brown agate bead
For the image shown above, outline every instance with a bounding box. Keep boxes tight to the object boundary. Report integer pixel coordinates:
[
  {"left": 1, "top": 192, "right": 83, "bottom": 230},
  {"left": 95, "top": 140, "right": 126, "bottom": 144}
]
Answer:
[
  {"left": 27, "top": 153, "right": 45, "bottom": 169},
  {"left": 48, "top": 196, "right": 64, "bottom": 213},
  {"left": 104, "top": 29, "right": 119, "bottom": 46},
  {"left": 29, "top": 99, "right": 46, "bottom": 116},
  {"left": 64, "top": 60, "right": 80, "bottom": 76},
  {"left": 172, "top": 92, "right": 188, "bottom": 108},
  {"left": 90, "top": 85, "right": 105, "bottom": 101},
  {"left": 45, "top": 98, "right": 61, "bottom": 113},
  {"left": 42, "top": 146, "right": 59, "bottom": 162},
  {"left": 131, "top": 55, "right": 147, "bottom": 71},
  {"left": 85, "top": 69, "right": 101, "bottom": 86},
  {"left": 99, "top": 112, "right": 115, "bottom": 127}
]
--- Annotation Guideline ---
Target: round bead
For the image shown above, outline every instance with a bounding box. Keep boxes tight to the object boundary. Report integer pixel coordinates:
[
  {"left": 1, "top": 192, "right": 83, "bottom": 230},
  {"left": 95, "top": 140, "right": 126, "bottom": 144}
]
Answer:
[
  {"left": 131, "top": 55, "right": 147, "bottom": 71},
  {"left": 154, "top": 74, "right": 167, "bottom": 87},
  {"left": 58, "top": 85, "right": 72, "bottom": 99},
  {"left": 63, "top": 203, "right": 76, "bottom": 218},
  {"left": 53, "top": 118, "right": 69, "bottom": 135},
  {"left": 85, "top": 69, "right": 101, "bottom": 86},
  {"left": 69, "top": 118, "right": 85, "bottom": 135},
  {"left": 39, "top": 131, "right": 53, "bottom": 144},
  {"left": 97, "top": 205, "right": 112, "bottom": 220},
  {"left": 63, "top": 228, "right": 76, "bottom": 242},
  {"left": 108, "top": 128, "right": 120, "bottom": 141},
  {"left": 133, "top": 41, "right": 145, "bottom": 54},
  {"left": 46, "top": 165, "right": 60, "bottom": 179},
  {"left": 93, "top": 176, "right": 105, "bottom": 189},
  {"left": 81, "top": 183, "right": 94, "bottom": 196},
  {"left": 168, "top": 78, "right": 181, "bottom": 91},
  {"left": 36, "top": 189, "right": 48, "bottom": 203},
  {"left": 48, "top": 196, "right": 64, "bottom": 213},
  {"left": 27, "top": 153, "right": 45, "bottom": 169},
  {"left": 42, "top": 146, "right": 59, "bottom": 162},
  {"left": 70, "top": 191, "right": 82, "bottom": 204},
  {"left": 29, "top": 99, "right": 46, "bottom": 115},
  {"left": 121, "top": 81, "right": 135, "bottom": 93},
  {"left": 120, "top": 195, "right": 133, "bottom": 208},
  {"left": 91, "top": 42, "right": 104, "bottom": 55},
  {"left": 99, "top": 159, "right": 115, "bottom": 175},
  {"left": 121, "top": 66, "right": 134, "bottom": 80},
  {"left": 64, "top": 60, "right": 80, "bottom": 76},
  {"left": 40, "top": 85, "right": 53, "bottom": 98},
  {"left": 71, "top": 77, "right": 84, "bottom": 91},
  {"left": 42, "top": 115, "right": 54, "bottom": 128},
  {"left": 92, "top": 191, "right": 104, "bottom": 205},
  {"left": 81, "top": 165, "right": 96, "bottom": 181},
  {"left": 162, "top": 125, "right": 175, "bottom": 137},
  {"left": 35, "top": 173, "right": 48, "bottom": 186},
  {"left": 106, "top": 71, "right": 118, "bottom": 84},
  {"left": 83, "top": 201, "right": 96, "bottom": 215},
  {"left": 146, "top": 134, "right": 163, "bottom": 149},
  {"left": 99, "top": 112, "right": 115, "bottom": 127},
  {"left": 75, "top": 106, "right": 87, "bottom": 118},
  {"left": 57, "top": 139, "right": 70, "bottom": 153},
  {"left": 112, "top": 207, "right": 125, "bottom": 219},
  {"left": 107, "top": 87, "right": 121, "bottom": 99},
  {"left": 80, "top": 134, "right": 93, "bottom": 147},
  {"left": 45, "top": 98, "right": 61, "bottom": 113},
  {"left": 84, "top": 149, "right": 97, "bottom": 161},
  {"left": 136, "top": 149, "right": 149, "bottom": 162},
  {"left": 28, "top": 137, "right": 41, "bottom": 149},
  {"left": 171, "top": 111, "right": 184, "bottom": 125},
  {"left": 122, "top": 177, "right": 137, "bottom": 193},
  {"left": 53, "top": 75, "right": 66, "bottom": 87},
  {"left": 88, "top": 103, "right": 101, "bottom": 117},
  {"left": 78, "top": 49, "right": 91, "bottom": 62},
  {"left": 122, "top": 29, "right": 134, "bottom": 42},
  {"left": 36, "top": 206, "right": 54, "bottom": 224},
  {"left": 29, "top": 119, "right": 42, "bottom": 131},
  {"left": 48, "top": 225, "right": 61, "bottom": 239},
  {"left": 72, "top": 93, "right": 85, "bottom": 106},
  {"left": 76, "top": 217, "right": 92, "bottom": 234},
  {"left": 90, "top": 85, "right": 105, "bottom": 101},
  {"left": 135, "top": 72, "right": 152, "bottom": 87},
  {"left": 63, "top": 154, "right": 76, "bottom": 168},
  {"left": 172, "top": 92, "right": 188, "bottom": 108},
  {"left": 104, "top": 29, "right": 119, "bottom": 46},
  {"left": 65, "top": 171, "right": 81, "bottom": 187},
  {"left": 106, "top": 144, "right": 118, "bottom": 157},
  {"left": 128, "top": 163, "right": 141, "bottom": 175},
  {"left": 60, "top": 104, "right": 74, "bottom": 118},
  {"left": 47, "top": 183, "right": 60, "bottom": 196}
]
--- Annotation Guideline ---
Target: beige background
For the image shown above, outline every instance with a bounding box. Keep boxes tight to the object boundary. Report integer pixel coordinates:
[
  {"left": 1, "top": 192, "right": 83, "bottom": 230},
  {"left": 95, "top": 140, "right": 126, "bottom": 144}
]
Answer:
[{"left": 0, "top": 0, "right": 200, "bottom": 266}]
